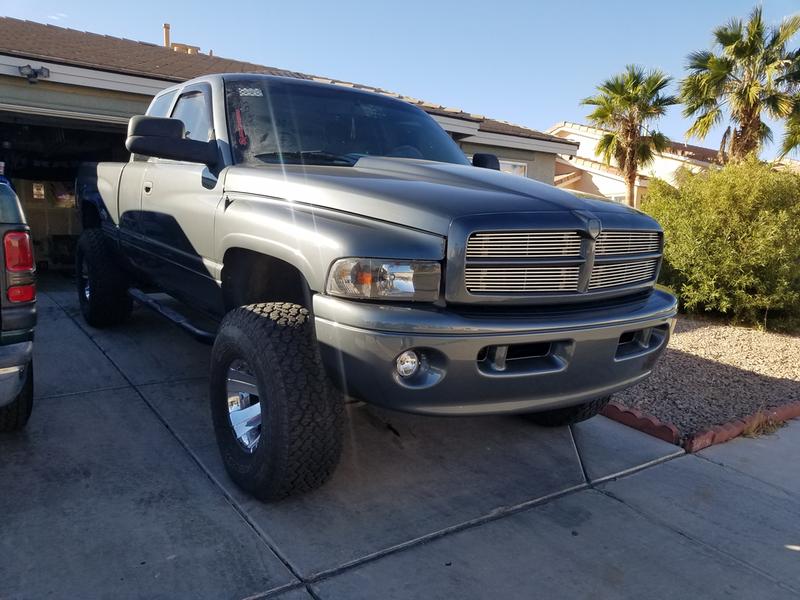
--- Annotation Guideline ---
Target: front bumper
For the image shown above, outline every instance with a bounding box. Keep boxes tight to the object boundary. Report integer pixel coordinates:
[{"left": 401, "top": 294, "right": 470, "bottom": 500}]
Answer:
[
  {"left": 313, "top": 290, "right": 677, "bottom": 416},
  {"left": 0, "top": 341, "right": 32, "bottom": 408}
]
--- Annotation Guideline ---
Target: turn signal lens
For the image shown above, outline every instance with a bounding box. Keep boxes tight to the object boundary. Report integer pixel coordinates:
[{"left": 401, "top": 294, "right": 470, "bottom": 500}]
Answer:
[
  {"left": 8, "top": 284, "right": 35, "bottom": 303},
  {"left": 4, "top": 231, "right": 34, "bottom": 272}
]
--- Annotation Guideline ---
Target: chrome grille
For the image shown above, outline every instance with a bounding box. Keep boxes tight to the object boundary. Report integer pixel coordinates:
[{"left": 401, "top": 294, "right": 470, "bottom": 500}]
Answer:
[
  {"left": 465, "top": 266, "right": 581, "bottom": 293},
  {"left": 466, "top": 231, "right": 582, "bottom": 258},
  {"left": 596, "top": 231, "right": 661, "bottom": 255},
  {"left": 462, "top": 227, "right": 662, "bottom": 297},
  {"left": 588, "top": 259, "right": 659, "bottom": 290}
]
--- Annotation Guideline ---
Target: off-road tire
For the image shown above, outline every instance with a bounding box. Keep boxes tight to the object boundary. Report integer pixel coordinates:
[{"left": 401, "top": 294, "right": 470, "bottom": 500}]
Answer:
[
  {"left": 209, "top": 302, "right": 344, "bottom": 501},
  {"left": 0, "top": 362, "right": 33, "bottom": 432},
  {"left": 76, "top": 229, "right": 132, "bottom": 327},
  {"left": 525, "top": 396, "right": 611, "bottom": 427}
]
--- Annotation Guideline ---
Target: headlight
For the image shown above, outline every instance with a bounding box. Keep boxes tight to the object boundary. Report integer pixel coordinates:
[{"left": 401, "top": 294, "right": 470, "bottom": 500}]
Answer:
[{"left": 326, "top": 258, "right": 441, "bottom": 302}]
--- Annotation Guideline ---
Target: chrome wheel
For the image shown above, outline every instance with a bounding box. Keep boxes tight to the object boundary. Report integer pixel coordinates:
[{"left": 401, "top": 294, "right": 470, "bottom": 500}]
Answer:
[
  {"left": 226, "top": 358, "right": 262, "bottom": 452},
  {"left": 80, "top": 257, "right": 90, "bottom": 301}
]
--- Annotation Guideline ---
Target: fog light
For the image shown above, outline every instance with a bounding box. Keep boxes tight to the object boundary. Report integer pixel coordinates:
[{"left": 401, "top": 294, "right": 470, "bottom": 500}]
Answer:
[{"left": 396, "top": 350, "right": 419, "bottom": 378}]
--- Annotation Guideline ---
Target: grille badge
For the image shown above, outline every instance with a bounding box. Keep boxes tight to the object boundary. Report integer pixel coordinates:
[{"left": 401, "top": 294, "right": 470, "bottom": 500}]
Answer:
[{"left": 571, "top": 210, "right": 602, "bottom": 239}]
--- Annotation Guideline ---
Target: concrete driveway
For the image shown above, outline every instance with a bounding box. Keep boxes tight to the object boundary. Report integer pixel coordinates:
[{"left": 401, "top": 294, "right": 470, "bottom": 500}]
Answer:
[{"left": 1, "top": 274, "right": 798, "bottom": 599}]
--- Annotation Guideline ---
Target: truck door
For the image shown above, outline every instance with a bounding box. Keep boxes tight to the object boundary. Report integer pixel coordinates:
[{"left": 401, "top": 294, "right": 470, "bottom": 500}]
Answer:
[
  {"left": 139, "top": 83, "right": 225, "bottom": 314},
  {"left": 117, "top": 89, "right": 176, "bottom": 273}
]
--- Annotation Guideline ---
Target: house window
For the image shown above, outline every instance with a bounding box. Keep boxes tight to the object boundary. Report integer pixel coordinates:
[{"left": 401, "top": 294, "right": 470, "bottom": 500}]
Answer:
[
  {"left": 498, "top": 159, "right": 527, "bottom": 178},
  {"left": 464, "top": 155, "right": 529, "bottom": 178}
]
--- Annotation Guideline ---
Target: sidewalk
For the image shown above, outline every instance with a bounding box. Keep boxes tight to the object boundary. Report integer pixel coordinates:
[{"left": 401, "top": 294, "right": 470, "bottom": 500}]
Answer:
[{"left": 1, "top": 275, "right": 797, "bottom": 599}]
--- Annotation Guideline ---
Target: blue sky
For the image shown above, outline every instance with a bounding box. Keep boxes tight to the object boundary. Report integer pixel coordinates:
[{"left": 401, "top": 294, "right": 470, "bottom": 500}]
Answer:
[{"left": 2, "top": 0, "right": 799, "bottom": 157}]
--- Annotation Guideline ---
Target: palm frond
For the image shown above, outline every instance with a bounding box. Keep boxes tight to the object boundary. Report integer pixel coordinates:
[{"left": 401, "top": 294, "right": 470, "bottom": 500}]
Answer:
[
  {"left": 648, "top": 131, "right": 671, "bottom": 153},
  {"left": 714, "top": 17, "right": 744, "bottom": 50},
  {"left": 685, "top": 106, "right": 723, "bottom": 140},
  {"left": 769, "top": 13, "right": 800, "bottom": 50},
  {"left": 779, "top": 98, "right": 800, "bottom": 156},
  {"left": 595, "top": 133, "right": 620, "bottom": 166},
  {"left": 759, "top": 120, "right": 773, "bottom": 144},
  {"left": 764, "top": 91, "right": 795, "bottom": 119}
]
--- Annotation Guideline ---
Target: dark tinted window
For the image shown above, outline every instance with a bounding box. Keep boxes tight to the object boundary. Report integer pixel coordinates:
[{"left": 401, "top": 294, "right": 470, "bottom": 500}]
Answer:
[
  {"left": 225, "top": 78, "right": 469, "bottom": 167},
  {"left": 0, "top": 184, "right": 25, "bottom": 224},
  {"left": 146, "top": 91, "right": 176, "bottom": 118},
  {"left": 171, "top": 92, "right": 213, "bottom": 142}
]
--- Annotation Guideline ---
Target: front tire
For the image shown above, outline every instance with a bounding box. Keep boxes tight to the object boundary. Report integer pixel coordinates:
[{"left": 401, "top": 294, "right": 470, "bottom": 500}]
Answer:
[
  {"left": 209, "top": 303, "right": 344, "bottom": 501},
  {"left": 525, "top": 396, "right": 611, "bottom": 427},
  {"left": 76, "top": 229, "right": 132, "bottom": 327},
  {"left": 0, "top": 362, "right": 33, "bottom": 432}
]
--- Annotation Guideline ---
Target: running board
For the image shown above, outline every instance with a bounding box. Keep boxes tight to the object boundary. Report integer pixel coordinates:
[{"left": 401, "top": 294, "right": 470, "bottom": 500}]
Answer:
[{"left": 128, "top": 288, "right": 216, "bottom": 345}]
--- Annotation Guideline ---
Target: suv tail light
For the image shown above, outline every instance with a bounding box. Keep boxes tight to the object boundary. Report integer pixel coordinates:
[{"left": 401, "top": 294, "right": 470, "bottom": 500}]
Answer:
[
  {"left": 4, "top": 230, "right": 35, "bottom": 303},
  {"left": 5, "top": 231, "right": 34, "bottom": 272}
]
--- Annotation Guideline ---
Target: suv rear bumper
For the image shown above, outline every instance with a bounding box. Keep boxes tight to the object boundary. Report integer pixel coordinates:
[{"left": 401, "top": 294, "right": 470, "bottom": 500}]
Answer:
[
  {"left": 313, "top": 290, "right": 677, "bottom": 416},
  {"left": 0, "top": 341, "right": 32, "bottom": 408}
]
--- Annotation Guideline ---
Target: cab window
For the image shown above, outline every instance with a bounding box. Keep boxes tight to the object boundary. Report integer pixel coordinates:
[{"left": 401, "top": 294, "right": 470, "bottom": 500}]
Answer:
[
  {"left": 171, "top": 91, "right": 213, "bottom": 142},
  {"left": 146, "top": 91, "right": 177, "bottom": 118}
]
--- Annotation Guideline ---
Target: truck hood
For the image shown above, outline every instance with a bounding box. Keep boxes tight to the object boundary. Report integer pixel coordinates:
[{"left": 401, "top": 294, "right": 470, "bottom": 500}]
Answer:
[{"left": 223, "top": 157, "right": 649, "bottom": 236}]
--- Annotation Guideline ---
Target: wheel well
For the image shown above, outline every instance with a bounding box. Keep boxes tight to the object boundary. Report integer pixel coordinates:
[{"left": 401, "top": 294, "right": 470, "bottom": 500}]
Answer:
[
  {"left": 80, "top": 201, "right": 101, "bottom": 229},
  {"left": 221, "top": 249, "right": 313, "bottom": 311}
]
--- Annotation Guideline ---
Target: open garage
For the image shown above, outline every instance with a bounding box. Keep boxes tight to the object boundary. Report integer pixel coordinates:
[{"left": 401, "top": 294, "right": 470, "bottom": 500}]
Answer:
[{"left": 0, "top": 115, "right": 127, "bottom": 267}]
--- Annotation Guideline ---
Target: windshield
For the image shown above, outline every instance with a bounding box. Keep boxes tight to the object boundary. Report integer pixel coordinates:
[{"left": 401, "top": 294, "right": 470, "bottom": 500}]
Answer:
[{"left": 225, "top": 78, "right": 470, "bottom": 167}]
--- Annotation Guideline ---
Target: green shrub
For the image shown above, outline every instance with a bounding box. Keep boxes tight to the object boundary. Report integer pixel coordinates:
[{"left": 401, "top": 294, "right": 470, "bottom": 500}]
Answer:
[{"left": 642, "top": 158, "right": 800, "bottom": 327}]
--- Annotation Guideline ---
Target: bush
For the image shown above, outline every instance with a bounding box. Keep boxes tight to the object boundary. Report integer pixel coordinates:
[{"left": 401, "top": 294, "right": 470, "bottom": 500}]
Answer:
[{"left": 642, "top": 158, "right": 800, "bottom": 328}]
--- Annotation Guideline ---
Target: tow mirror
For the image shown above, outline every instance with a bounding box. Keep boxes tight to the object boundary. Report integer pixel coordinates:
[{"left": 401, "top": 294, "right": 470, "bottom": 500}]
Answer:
[
  {"left": 125, "top": 115, "right": 218, "bottom": 167},
  {"left": 472, "top": 153, "right": 501, "bottom": 171}
]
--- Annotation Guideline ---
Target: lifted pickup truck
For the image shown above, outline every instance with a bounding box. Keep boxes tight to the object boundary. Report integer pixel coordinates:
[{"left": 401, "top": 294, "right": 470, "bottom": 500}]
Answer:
[{"left": 77, "top": 74, "right": 676, "bottom": 500}]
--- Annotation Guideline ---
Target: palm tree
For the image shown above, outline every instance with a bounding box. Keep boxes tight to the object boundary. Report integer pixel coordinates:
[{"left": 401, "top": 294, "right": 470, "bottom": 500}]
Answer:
[
  {"left": 680, "top": 6, "right": 800, "bottom": 160},
  {"left": 582, "top": 65, "right": 677, "bottom": 208}
]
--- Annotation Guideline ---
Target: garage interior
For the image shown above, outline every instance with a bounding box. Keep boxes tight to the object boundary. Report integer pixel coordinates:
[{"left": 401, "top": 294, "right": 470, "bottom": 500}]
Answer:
[{"left": 0, "top": 113, "right": 127, "bottom": 269}]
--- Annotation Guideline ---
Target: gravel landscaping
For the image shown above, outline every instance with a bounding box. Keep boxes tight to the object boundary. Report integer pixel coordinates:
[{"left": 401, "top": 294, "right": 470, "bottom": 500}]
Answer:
[{"left": 615, "top": 316, "right": 800, "bottom": 440}]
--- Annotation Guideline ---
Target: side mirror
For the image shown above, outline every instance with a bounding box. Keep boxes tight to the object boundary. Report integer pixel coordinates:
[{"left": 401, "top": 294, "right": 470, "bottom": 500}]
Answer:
[
  {"left": 472, "top": 153, "right": 501, "bottom": 171},
  {"left": 125, "top": 115, "right": 218, "bottom": 167}
]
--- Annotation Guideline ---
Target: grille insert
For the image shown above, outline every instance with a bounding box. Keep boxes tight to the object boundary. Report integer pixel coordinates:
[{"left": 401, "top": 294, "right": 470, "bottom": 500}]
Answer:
[
  {"left": 588, "top": 259, "right": 659, "bottom": 290},
  {"left": 596, "top": 231, "right": 661, "bottom": 255},
  {"left": 466, "top": 231, "right": 582, "bottom": 258},
  {"left": 465, "top": 266, "right": 580, "bottom": 293}
]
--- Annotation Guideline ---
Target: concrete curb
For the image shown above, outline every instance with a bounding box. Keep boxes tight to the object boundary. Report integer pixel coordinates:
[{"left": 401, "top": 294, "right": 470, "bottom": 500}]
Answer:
[{"left": 602, "top": 400, "right": 800, "bottom": 454}]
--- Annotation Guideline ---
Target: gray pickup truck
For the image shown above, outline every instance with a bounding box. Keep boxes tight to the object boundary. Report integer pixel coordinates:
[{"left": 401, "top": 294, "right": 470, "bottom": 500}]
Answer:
[{"left": 76, "top": 74, "right": 677, "bottom": 500}]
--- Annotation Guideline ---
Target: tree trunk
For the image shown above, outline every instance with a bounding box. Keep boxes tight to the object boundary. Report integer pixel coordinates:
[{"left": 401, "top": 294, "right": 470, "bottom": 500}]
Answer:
[
  {"left": 625, "top": 174, "right": 636, "bottom": 208},
  {"left": 730, "top": 108, "right": 761, "bottom": 160},
  {"left": 624, "top": 140, "right": 637, "bottom": 208}
]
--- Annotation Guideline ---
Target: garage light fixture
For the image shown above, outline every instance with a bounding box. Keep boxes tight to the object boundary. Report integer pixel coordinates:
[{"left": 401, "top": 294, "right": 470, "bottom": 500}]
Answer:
[{"left": 18, "top": 64, "right": 50, "bottom": 84}]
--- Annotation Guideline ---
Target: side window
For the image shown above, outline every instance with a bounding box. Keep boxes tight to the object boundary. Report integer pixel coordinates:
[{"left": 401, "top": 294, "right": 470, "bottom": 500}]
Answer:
[
  {"left": 146, "top": 91, "right": 177, "bottom": 117},
  {"left": 171, "top": 92, "right": 213, "bottom": 142}
]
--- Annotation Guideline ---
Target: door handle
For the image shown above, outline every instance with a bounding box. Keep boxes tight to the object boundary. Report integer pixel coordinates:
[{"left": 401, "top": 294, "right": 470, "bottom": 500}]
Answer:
[{"left": 143, "top": 181, "right": 153, "bottom": 195}]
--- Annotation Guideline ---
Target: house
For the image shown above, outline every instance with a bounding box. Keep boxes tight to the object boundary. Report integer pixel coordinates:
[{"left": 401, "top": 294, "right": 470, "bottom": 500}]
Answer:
[
  {"left": 546, "top": 121, "right": 719, "bottom": 204},
  {"left": 0, "top": 18, "right": 577, "bottom": 266}
]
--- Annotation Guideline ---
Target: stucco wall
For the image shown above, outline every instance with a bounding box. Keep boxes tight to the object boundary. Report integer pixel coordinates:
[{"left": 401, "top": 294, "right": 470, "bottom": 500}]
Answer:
[{"left": 458, "top": 141, "right": 556, "bottom": 184}]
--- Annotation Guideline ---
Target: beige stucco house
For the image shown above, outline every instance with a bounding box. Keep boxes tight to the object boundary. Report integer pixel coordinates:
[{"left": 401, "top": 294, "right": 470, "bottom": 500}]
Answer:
[{"left": 546, "top": 121, "right": 719, "bottom": 204}]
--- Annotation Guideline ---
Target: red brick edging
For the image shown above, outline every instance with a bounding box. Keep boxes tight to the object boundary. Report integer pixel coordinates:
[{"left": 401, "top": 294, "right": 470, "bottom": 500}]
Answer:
[
  {"left": 682, "top": 401, "right": 800, "bottom": 453},
  {"left": 601, "top": 400, "right": 800, "bottom": 453},
  {"left": 601, "top": 401, "right": 680, "bottom": 445}
]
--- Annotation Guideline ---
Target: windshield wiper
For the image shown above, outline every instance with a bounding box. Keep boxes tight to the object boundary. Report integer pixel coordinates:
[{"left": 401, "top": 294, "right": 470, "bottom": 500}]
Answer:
[{"left": 253, "top": 151, "right": 357, "bottom": 166}]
